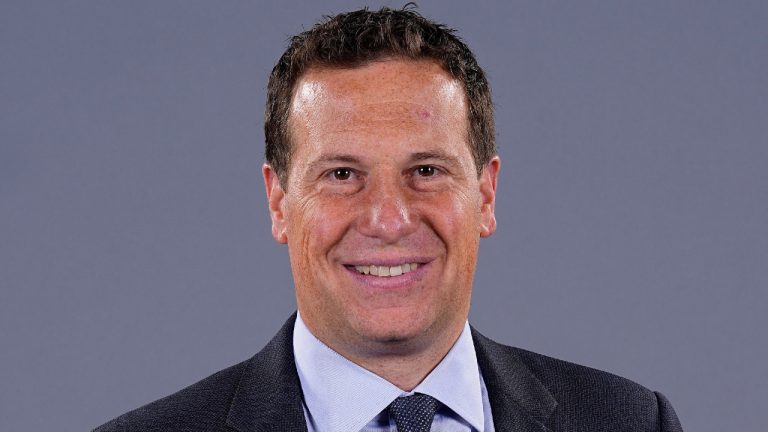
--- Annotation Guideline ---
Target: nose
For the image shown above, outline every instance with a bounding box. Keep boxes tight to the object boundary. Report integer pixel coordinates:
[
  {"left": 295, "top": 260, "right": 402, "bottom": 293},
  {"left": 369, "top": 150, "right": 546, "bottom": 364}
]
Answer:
[{"left": 357, "top": 176, "right": 418, "bottom": 243}]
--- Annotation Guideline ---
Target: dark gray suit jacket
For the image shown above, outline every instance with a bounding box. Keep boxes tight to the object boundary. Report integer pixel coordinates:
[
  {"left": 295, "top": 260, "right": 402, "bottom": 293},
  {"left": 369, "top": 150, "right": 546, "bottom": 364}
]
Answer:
[{"left": 94, "top": 314, "right": 683, "bottom": 431}]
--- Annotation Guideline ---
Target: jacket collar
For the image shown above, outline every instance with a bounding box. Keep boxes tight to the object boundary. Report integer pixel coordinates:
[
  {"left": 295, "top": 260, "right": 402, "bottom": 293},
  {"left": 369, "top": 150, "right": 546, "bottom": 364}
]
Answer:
[
  {"left": 225, "top": 314, "right": 557, "bottom": 432},
  {"left": 472, "top": 328, "right": 557, "bottom": 432}
]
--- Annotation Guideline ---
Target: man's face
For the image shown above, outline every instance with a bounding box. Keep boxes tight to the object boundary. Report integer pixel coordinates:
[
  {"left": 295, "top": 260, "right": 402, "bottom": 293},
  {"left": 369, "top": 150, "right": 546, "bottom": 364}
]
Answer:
[{"left": 264, "top": 59, "right": 499, "bottom": 359}]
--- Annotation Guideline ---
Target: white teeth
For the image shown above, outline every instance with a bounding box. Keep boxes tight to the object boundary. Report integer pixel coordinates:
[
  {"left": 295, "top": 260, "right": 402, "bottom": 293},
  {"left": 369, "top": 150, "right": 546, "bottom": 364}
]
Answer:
[
  {"left": 353, "top": 263, "right": 420, "bottom": 277},
  {"left": 355, "top": 265, "right": 370, "bottom": 275}
]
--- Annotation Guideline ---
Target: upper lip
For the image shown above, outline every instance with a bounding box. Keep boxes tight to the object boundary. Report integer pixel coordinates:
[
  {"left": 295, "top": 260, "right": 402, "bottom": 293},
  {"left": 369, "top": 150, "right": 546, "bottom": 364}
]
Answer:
[{"left": 342, "top": 256, "right": 433, "bottom": 266}]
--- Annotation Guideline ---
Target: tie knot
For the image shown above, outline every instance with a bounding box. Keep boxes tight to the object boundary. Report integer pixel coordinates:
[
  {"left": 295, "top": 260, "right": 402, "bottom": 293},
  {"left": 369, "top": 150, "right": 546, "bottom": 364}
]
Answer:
[{"left": 388, "top": 393, "right": 441, "bottom": 432}]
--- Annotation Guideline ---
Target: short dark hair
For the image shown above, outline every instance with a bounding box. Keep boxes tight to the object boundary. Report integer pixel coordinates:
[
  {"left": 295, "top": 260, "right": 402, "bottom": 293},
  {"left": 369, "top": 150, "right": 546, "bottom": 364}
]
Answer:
[{"left": 265, "top": 5, "right": 495, "bottom": 186}]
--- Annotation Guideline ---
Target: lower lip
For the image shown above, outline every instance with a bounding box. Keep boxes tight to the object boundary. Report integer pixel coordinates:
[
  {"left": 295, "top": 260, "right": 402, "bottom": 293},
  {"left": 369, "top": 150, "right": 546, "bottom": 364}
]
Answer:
[{"left": 344, "top": 263, "right": 429, "bottom": 290}]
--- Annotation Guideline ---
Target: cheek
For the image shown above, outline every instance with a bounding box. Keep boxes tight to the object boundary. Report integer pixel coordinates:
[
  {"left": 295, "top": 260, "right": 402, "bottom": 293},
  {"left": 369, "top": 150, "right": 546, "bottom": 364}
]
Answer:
[
  {"left": 427, "top": 188, "right": 481, "bottom": 239},
  {"left": 286, "top": 196, "right": 352, "bottom": 270},
  {"left": 428, "top": 190, "right": 483, "bottom": 284}
]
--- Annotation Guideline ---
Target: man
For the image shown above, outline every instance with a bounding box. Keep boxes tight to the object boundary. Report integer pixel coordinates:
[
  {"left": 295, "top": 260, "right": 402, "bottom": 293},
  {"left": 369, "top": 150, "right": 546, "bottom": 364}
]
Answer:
[{"left": 95, "top": 7, "right": 683, "bottom": 432}]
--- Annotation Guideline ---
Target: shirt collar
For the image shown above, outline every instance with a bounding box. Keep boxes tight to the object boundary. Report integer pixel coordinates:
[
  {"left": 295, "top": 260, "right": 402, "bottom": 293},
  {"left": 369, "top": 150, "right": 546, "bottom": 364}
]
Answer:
[
  {"left": 293, "top": 312, "right": 485, "bottom": 431},
  {"left": 412, "top": 323, "right": 485, "bottom": 430}
]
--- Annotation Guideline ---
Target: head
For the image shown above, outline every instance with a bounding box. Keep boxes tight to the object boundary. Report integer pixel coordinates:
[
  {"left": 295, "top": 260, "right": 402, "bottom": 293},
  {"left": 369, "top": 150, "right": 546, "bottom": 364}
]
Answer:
[
  {"left": 265, "top": 6, "right": 495, "bottom": 187},
  {"left": 263, "top": 7, "right": 499, "bottom": 362}
]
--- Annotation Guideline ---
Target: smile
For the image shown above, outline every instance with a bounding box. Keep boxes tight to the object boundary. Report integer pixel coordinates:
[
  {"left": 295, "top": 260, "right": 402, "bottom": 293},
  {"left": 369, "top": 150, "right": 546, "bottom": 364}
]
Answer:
[{"left": 351, "top": 263, "right": 419, "bottom": 277}]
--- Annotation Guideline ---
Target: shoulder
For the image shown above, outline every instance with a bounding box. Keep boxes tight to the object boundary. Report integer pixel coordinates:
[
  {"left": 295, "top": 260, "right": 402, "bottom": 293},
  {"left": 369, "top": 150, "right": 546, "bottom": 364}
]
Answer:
[
  {"left": 92, "top": 360, "right": 249, "bottom": 432},
  {"left": 515, "top": 346, "right": 676, "bottom": 430},
  {"left": 514, "top": 344, "right": 658, "bottom": 404},
  {"left": 92, "top": 316, "right": 302, "bottom": 432},
  {"left": 472, "top": 330, "right": 682, "bottom": 431},
  {"left": 474, "top": 329, "right": 653, "bottom": 395}
]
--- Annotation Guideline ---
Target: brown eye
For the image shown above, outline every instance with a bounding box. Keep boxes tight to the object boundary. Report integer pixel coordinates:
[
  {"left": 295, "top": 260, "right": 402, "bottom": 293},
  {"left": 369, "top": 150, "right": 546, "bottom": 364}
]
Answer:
[
  {"left": 416, "top": 165, "right": 436, "bottom": 177},
  {"left": 332, "top": 168, "right": 352, "bottom": 180}
]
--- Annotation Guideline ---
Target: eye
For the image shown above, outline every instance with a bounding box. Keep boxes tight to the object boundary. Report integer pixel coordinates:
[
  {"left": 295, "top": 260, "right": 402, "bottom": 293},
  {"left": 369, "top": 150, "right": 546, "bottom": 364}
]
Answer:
[
  {"left": 331, "top": 168, "right": 352, "bottom": 181},
  {"left": 416, "top": 165, "right": 437, "bottom": 177}
]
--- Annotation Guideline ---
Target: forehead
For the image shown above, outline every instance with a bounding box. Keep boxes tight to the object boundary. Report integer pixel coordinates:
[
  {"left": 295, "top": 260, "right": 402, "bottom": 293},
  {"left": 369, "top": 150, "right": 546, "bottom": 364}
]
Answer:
[{"left": 289, "top": 59, "right": 467, "bottom": 134}]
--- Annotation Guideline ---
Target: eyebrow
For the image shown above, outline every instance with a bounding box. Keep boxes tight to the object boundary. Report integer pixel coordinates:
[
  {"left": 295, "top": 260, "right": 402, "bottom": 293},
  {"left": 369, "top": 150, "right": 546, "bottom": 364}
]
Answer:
[
  {"left": 409, "top": 151, "right": 462, "bottom": 167},
  {"left": 305, "top": 150, "right": 462, "bottom": 171},
  {"left": 306, "top": 154, "right": 362, "bottom": 172}
]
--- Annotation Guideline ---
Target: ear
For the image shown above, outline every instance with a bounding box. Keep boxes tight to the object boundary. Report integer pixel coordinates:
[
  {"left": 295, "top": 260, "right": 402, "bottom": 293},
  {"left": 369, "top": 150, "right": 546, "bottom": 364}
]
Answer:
[
  {"left": 263, "top": 164, "right": 288, "bottom": 244},
  {"left": 479, "top": 156, "right": 500, "bottom": 238}
]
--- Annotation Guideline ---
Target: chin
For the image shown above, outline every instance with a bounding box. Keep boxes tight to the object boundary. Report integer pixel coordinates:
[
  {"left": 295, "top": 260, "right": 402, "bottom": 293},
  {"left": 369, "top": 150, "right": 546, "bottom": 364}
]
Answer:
[{"left": 352, "top": 312, "right": 435, "bottom": 347}]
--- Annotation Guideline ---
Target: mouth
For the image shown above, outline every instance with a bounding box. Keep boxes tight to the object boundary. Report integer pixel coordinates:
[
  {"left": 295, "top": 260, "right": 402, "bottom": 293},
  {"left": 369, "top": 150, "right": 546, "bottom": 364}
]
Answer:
[
  {"left": 341, "top": 256, "right": 432, "bottom": 287},
  {"left": 346, "top": 262, "right": 420, "bottom": 277}
]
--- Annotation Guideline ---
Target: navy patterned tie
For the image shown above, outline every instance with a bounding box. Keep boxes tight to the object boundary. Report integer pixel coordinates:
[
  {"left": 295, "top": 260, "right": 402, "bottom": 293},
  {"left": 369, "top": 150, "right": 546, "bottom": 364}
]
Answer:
[{"left": 388, "top": 393, "right": 441, "bottom": 432}]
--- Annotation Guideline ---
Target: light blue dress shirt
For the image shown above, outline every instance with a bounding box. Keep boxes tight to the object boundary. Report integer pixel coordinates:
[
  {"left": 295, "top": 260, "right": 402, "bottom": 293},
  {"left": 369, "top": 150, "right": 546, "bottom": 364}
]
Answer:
[{"left": 293, "top": 313, "right": 495, "bottom": 432}]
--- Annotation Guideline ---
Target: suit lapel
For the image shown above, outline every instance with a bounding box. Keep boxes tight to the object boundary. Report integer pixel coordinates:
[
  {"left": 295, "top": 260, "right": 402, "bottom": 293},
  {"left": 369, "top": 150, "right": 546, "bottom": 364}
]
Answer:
[
  {"left": 226, "top": 314, "right": 308, "bottom": 432},
  {"left": 224, "top": 316, "right": 556, "bottom": 432},
  {"left": 472, "top": 328, "right": 557, "bottom": 432}
]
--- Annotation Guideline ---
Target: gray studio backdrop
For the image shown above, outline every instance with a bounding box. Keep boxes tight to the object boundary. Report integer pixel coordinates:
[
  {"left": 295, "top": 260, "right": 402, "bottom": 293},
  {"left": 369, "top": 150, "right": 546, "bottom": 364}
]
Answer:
[{"left": 1, "top": 1, "right": 766, "bottom": 431}]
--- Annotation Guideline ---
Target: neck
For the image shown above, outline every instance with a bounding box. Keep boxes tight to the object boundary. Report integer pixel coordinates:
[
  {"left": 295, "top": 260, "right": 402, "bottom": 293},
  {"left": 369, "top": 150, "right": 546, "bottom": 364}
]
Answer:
[
  {"left": 302, "top": 315, "right": 465, "bottom": 391},
  {"left": 350, "top": 344, "right": 454, "bottom": 391}
]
